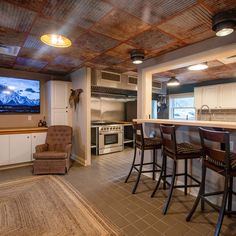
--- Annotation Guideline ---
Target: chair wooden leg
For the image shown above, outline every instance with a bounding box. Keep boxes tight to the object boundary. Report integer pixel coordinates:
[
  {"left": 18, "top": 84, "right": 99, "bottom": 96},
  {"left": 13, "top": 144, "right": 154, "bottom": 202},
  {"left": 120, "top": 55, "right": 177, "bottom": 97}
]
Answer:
[
  {"left": 201, "top": 167, "right": 206, "bottom": 211},
  {"left": 214, "top": 175, "right": 229, "bottom": 236},
  {"left": 227, "top": 177, "right": 233, "bottom": 217},
  {"left": 132, "top": 149, "right": 144, "bottom": 194},
  {"left": 163, "top": 154, "right": 167, "bottom": 190},
  {"left": 152, "top": 149, "right": 156, "bottom": 180},
  {"left": 186, "top": 165, "right": 206, "bottom": 221},
  {"left": 125, "top": 146, "right": 137, "bottom": 183},
  {"left": 151, "top": 154, "right": 165, "bottom": 198},
  {"left": 163, "top": 160, "right": 176, "bottom": 215},
  {"left": 184, "top": 159, "right": 188, "bottom": 195}
]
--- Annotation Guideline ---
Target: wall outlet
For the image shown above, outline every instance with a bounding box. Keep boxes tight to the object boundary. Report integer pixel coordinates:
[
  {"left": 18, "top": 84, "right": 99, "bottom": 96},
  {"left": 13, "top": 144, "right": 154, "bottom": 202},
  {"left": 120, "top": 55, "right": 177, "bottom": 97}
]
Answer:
[{"left": 28, "top": 115, "right": 32, "bottom": 121}]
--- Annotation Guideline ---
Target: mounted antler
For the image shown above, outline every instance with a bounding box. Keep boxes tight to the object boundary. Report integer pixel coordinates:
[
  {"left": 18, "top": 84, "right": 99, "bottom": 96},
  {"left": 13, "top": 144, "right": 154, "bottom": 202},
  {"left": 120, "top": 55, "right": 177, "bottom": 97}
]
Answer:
[{"left": 69, "top": 89, "right": 83, "bottom": 109}]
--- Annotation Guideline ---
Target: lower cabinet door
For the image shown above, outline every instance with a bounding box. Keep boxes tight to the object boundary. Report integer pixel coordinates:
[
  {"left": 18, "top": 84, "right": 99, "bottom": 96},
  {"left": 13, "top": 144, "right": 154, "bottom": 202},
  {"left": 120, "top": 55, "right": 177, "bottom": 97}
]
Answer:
[
  {"left": 0, "top": 135, "right": 10, "bottom": 165},
  {"left": 10, "top": 134, "right": 32, "bottom": 164},
  {"left": 31, "top": 132, "right": 47, "bottom": 160}
]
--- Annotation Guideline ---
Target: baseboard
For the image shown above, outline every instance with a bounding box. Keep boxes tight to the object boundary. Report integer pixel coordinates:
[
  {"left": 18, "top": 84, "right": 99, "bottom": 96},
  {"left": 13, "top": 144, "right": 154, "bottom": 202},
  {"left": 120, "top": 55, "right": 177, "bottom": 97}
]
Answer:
[
  {"left": 71, "top": 154, "right": 89, "bottom": 166},
  {"left": 0, "top": 162, "right": 33, "bottom": 171}
]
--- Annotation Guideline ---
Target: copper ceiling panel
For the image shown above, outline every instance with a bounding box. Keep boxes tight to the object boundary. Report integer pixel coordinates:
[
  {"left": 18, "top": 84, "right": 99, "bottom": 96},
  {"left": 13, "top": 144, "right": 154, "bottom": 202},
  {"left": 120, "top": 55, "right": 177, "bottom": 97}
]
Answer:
[
  {"left": 131, "top": 28, "right": 176, "bottom": 51},
  {"left": 52, "top": 55, "right": 82, "bottom": 67},
  {"left": 106, "top": 43, "right": 135, "bottom": 59},
  {"left": 201, "top": 0, "right": 236, "bottom": 14},
  {"left": 89, "top": 54, "right": 124, "bottom": 67},
  {"left": 91, "top": 9, "right": 150, "bottom": 41},
  {"left": 157, "top": 5, "right": 213, "bottom": 44},
  {"left": 41, "top": 65, "right": 71, "bottom": 75},
  {"left": 15, "top": 57, "right": 48, "bottom": 69},
  {"left": 30, "top": 18, "right": 85, "bottom": 43},
  {"left": 6, "top": 0, "right": 45, "bottom": 12},
  {"left": 75, "top": 31, "right": 119, "bottom": 53},
  {"left": 84, "top": 62, "right": 108, "bottom": 70},
  {"left": 23, "top": 35, "right": 50, "bottom": 50},
  {"left": 42, "top": 0, "right": 113, "bottom": 29},
  {"left": 0, "top": 1, "right": 36, "bottom": 32},
  {"left": 108, "top": 0, "right": 197, "bottom": 25},
  {"left": 0, "top": 55, "right": 16, "bottom": 68},
  {"left": 0, "top": 27, "right": 25, "bottom": 46}
]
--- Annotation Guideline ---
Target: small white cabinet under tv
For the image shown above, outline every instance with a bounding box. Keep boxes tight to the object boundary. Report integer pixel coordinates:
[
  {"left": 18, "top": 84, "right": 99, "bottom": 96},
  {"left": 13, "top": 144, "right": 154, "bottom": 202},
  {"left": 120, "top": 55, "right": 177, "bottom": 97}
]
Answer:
[{"left": 46, "top": 80, "right": 72, "bottom": 126}]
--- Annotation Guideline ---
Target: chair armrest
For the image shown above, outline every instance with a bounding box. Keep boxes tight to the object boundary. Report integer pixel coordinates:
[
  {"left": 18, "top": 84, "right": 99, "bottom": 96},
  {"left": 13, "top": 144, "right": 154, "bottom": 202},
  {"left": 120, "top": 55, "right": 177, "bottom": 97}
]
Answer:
[
  {"left": 35, "top": 143, "right": 48, "bottom": 153},
  {"left": 65, "top": 143, "right": 72, "bottom": 157}
]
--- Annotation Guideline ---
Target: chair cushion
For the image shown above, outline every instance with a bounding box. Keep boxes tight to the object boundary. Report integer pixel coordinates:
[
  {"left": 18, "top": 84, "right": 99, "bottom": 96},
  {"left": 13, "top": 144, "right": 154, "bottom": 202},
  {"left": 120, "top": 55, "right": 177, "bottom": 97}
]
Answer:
[
  {"left": 136, "top": 137, "right": 162, "bottom": 148},
  {"left": 33, "top": 151, "right": 67, "bottom": 160},
  {"left": 206, "top": 153, "right": 236, "bottom": 169},
  {"left": 177, "top": 142, "right": 202, "bottom": 154}
]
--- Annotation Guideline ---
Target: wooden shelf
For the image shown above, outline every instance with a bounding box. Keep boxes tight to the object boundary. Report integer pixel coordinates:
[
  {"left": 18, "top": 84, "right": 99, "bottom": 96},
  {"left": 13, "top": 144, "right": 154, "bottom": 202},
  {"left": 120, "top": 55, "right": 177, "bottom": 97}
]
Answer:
[{"left": 0, "top": 127, "right": 48, "bottom": 135}]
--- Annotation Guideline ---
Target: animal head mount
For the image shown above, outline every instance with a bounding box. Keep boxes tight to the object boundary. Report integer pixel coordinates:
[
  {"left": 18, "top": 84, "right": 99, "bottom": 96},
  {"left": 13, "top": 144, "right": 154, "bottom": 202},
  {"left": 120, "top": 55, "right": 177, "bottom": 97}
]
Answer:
[{"left": 69, "top": 89, "right": 83, "bottom": 109}]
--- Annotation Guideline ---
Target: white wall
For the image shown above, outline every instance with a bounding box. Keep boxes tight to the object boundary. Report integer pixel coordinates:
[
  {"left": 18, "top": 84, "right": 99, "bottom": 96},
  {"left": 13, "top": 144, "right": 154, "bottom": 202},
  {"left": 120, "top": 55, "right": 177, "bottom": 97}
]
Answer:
[{"left": 70, "top": 67, "right": 91, "bottom": 166}]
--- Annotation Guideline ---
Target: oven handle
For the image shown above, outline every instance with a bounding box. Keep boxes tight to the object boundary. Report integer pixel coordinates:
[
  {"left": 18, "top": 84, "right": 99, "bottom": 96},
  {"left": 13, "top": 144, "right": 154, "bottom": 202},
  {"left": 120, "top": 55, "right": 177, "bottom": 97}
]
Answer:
[{"left": 99, "top": 131, "right": 123, "bottom": 135}]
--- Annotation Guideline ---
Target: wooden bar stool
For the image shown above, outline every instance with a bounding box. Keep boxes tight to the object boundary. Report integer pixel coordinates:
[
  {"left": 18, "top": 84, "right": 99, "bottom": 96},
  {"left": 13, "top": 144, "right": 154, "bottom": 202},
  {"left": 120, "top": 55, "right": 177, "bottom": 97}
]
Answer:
[
  {"left": 151, "top": 124, "right": 202, "bottom": 214},
  {"left": 125, "top": 122, "right": 162, "bottom": 194},
  {"left": 186, "top": 128, "right": 236, "bottom": 236}
]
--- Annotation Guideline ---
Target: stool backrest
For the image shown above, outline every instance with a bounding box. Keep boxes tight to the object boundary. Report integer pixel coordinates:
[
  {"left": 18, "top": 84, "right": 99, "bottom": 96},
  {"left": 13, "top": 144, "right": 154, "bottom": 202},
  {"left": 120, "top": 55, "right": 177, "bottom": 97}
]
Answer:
[
  {"left": 160, "top": 125, "right": 177, "bottom": 155},
  {"left": 133, "top": 122, "right": 144, "bottom": 146},
  {"left": 199, "top": 127, "right": 231, "bottom": 171}
]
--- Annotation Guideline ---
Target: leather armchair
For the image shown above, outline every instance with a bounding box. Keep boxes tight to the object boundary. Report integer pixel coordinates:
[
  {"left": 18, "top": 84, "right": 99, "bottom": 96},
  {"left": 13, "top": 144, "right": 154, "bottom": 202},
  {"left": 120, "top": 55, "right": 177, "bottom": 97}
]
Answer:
[{"left": 33, "top": 125, "right": 73, "bottom": 174}]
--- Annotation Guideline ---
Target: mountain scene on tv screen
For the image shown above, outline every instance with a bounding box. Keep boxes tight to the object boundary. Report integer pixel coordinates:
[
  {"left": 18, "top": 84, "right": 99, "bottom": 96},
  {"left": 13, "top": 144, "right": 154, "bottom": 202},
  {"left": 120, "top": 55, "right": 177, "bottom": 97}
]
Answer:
[{"left": 0, "top": 77, "right": 40, "bottom": 113}]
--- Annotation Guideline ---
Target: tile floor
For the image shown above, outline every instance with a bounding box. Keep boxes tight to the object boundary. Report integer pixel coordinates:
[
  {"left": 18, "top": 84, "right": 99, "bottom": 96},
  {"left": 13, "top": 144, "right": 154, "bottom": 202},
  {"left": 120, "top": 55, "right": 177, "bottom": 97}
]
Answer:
[{"left": 0, "top": 148, "right": 235, "bottom": 236}]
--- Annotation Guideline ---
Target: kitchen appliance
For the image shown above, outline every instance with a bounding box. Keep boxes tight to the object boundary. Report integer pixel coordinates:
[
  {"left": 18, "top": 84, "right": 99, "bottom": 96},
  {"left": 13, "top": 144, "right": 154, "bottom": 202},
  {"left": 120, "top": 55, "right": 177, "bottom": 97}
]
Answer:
[{"left": 92, "top": 121, "right": 124, "bottom": 155}]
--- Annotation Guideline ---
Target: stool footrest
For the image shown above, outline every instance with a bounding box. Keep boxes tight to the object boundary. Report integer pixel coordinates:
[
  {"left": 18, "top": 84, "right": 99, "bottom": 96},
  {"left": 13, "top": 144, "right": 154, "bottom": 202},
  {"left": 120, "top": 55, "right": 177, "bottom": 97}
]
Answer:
[{"left": 133, "top": 166, "right": 161, "bottom": 173}]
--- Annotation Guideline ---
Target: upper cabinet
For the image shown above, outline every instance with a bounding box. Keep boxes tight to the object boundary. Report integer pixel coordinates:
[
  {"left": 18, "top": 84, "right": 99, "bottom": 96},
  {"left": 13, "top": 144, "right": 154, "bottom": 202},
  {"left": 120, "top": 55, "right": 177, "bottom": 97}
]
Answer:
[{"left": 194, "top": 83, "right": 236, "bottom": 109}]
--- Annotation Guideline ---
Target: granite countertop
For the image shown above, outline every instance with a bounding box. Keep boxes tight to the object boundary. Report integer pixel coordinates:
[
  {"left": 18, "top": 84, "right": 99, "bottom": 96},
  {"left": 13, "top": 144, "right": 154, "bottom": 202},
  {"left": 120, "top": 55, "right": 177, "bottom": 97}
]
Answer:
[{"left": 133, "top": 119, "right": 236, "bottom": 129}]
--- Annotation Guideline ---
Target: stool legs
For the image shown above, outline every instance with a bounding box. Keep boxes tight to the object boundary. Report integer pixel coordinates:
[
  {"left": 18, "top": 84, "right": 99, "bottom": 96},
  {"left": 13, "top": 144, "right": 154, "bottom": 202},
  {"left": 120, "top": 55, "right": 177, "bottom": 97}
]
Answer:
[
  {"left": 132, "top": 149, "right": 144, "bottom": 194},
  {"left": 163, "top": 160, "right": 177, "bottom": 215},
  {"left": 184, "top": 159, "right": 188, "bottom": 195},
  {"left": 227, "top": 177, "right": 233, "bottom": 217},
  {"left": 186, "top": 165, "right": 206, "bottom": 221},
  {"left": 153, "top": 149, "right": 156, "bottom": 180},
  {"left": 125, "top": 146, "right": 137, "bottom": 183}
]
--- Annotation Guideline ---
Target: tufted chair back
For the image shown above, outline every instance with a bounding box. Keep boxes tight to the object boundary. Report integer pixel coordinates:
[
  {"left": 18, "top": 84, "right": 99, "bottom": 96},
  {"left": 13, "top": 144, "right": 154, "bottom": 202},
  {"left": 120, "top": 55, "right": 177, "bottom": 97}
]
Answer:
[{"left": 46, "top": 125, "right": 72, "bottom": 152}]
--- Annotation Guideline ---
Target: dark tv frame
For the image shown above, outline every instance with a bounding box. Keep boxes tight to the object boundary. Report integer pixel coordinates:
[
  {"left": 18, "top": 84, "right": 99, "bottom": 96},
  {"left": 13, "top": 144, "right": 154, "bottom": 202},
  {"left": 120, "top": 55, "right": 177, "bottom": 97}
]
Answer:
[{"left": 0, "top": 76, "right": 41, "bottom": 114}]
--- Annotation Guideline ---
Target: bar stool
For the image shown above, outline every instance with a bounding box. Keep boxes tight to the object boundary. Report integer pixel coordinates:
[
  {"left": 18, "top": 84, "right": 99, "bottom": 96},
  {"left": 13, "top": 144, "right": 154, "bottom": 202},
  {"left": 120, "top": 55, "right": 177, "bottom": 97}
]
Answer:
[
  {"left": 125, "top": 122, "right": 162, "bottom": 194},
  {"left": 151, "top": 124, "right": 202, "bottom": 214},
  {"left": 186, "top": 128, "right": 236, "bottom": 236}
]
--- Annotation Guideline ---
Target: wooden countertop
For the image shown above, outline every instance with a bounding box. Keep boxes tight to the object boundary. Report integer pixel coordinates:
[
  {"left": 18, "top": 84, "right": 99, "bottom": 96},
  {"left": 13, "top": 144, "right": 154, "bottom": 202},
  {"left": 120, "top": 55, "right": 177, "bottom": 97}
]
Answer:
[
  {"left": 0, "top": 127, "right": 48, "bottom": 135},
  {"left": 133, "top": 119, "right": 236, "bottom": 129}
]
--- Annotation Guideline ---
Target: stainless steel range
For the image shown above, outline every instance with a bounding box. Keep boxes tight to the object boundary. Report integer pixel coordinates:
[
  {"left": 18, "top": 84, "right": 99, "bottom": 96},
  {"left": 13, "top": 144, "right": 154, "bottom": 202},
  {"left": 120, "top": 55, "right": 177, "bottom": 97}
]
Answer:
[{"left": 91, "top": 121, "right": 124, "bottom": 155}]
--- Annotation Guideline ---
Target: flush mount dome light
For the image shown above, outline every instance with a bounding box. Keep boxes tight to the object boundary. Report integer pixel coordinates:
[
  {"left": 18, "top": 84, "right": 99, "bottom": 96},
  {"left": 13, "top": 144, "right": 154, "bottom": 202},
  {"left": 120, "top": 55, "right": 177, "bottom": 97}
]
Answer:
[
  {"left": 40, "top": 34, "right": 72, "bottom": 48},
  {"left": 130, "top": 49, "right": 144, "bottom": 64},
  {"left": 188, "top": 62, "right": 208, "bottom": 71},
  {"left": 167, "top": 77, "right": 180, "bottom": 87},
  {"left": 212, "top": 10, "right": 236, "bottom": 37}
]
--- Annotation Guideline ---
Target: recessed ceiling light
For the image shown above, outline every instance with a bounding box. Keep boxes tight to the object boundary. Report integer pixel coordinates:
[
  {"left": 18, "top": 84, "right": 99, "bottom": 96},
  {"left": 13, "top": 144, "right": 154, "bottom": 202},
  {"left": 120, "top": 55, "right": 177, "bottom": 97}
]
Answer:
[
  {"left": 188, "top": 63, "right": 208, "bottom": 71},
  {"left": 130, "top": 49, "right": 144, "bottom": 64},
  {"left": 212, "top": 10, "right": 236, "bottom": 37},
  {"left": 40, "top": 34, "right": 72, "bottom": 48},
  {"left": 167, "top": 77, "right": 180, "bottom": 86}
]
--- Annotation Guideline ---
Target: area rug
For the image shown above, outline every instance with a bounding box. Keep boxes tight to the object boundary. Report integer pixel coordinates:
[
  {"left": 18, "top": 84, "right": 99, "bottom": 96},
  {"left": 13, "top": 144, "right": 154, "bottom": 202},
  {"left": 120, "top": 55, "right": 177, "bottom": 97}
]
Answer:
[{"left": 0, "top": 176, "right": 122, "bottom": 236}]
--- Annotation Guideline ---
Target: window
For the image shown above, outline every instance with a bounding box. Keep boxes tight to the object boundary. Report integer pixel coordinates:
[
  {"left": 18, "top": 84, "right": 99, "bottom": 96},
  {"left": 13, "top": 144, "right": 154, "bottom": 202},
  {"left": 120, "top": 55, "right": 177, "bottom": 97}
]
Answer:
[{"left": 169, "top": 93, "right": 195, "bottom": 120}]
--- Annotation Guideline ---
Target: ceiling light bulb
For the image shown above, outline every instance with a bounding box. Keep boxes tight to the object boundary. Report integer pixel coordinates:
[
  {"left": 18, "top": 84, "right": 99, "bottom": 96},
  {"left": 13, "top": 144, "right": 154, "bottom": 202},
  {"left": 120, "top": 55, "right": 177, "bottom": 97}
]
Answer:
[
  {"left": 167, "top": 77, "right": 180, "bottom": 86},
  {"left": 132, "top": 60, "right": 143, "bottom": 64},
  {"left": 216, "top": 28, "right": 234, "bottom": 37},
  {"left": 51, "top": 34, "right": 58, "bottom": 44},
  {"left": 130, "top": 49, "right": 144, "bottom": 65},
  {"left": 40, "top": 34, "right": 72, "bottom": 48},
  {"left": 188, "top": 63, "right": 208, "bottom": 71}
]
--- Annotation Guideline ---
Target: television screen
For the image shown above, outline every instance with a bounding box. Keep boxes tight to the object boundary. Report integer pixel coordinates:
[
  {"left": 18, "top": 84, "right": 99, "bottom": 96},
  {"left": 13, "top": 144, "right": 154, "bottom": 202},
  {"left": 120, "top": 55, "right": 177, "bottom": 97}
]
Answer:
[{"left": 0, "top": 77, "right": 40, "bottom": 113}]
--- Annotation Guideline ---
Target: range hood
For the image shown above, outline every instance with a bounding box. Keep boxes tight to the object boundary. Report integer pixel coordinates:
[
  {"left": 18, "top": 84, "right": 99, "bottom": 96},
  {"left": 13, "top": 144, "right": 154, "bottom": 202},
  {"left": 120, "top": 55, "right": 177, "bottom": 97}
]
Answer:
[{"left": 91, "top": 69, "right": 165, "bottom": 95}]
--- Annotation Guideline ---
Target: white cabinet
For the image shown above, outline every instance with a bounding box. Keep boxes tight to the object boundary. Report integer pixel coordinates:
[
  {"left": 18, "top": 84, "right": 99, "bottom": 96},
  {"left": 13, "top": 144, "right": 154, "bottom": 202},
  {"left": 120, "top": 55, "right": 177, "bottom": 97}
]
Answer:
[
  {"left": 0, "top": 132, "right": 47, "bottom": 166},
  {"left": 194, "top": 83, "right": 236, "bottom": 110},
  {"left": 0, "top": 135, "right": 10, "bottom": 165},
  {"left": 31, "top": 132, "right": 47, "bottom": 160},
  {"left": 219, "top": 84, "right": 236, "bottom": 109},
  {"left": 10, "top": 134, "right": 32, "bottom": 164},
  {"left": 47, "top": 81, "right": 72, "bottom": 126}
]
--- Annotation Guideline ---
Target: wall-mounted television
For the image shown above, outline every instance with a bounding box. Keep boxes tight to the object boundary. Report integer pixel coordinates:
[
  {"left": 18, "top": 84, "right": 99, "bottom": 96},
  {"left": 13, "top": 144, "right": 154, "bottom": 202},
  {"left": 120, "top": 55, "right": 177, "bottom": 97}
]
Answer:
[{"left": 0, "top": 77, "right": 40, "bottom": 113}]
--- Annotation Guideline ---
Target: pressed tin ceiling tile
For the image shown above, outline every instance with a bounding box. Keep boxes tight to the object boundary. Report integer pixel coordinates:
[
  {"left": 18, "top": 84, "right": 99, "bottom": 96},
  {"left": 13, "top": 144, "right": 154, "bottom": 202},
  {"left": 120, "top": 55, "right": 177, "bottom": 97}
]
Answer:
[
  {"left": 15, "top": 57, "right": 48, "bottom": 69},
  {"left": 201, "top": 0, "right": 236, "bottom": 14},
  {"left": 75, "top": 31, "right": 119, "bottom": 53},
  {"left": 131, "top": 28, "right": 176, "bottom": 50},
  {"left": 0, "top": 27, "right": 25, "bottom": 46},
  {"left": 6, "top": 0, "right": 45, "bottom": 12},
  {"left": 108, "top": 0, "right": 197, "bottom": 24},
  {"left": 0, "top": 1, "right": 36, "bottom": 32},
  {"left": 0, "top": 55, "right": 16, "bottom": 68},
  {"left": 91, "top": 9, "right": 150, "bottom": 41},
  {"left": 42, "top": 0, "right": 113, "bottom": 28},
  {"left": 157, "top": 5, "right": 213, "bottom": 43},
  {"left": 23, "top": 35, "right": 50, "bottom": 50},
  {"left": 52, "top": 56, "right": 82, "bottom": 67},
  {"left": 106, "top": 43, "right": 135, "bottom": 59},
  {"left": 89, "top": 54, "right": 124, "bottom": 66}
]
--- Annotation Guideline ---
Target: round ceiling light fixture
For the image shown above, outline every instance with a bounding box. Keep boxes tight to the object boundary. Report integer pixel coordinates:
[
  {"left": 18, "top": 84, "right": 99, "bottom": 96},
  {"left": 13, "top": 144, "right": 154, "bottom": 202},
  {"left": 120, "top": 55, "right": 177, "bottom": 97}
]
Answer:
[
  {"left": 188, "top": 62, "right": 208, "bottom": 71},
  {"left": 40, "top": 34, "right": 72, "bottom": 48},
  {"left": 212, "top": 10, "right": 236, "bottom": 37},
  {"left": 130, "top": 49, "right": 145, "bottom": 64},
  {"left": 167, "top": 77, "right": 180, "bottom": 87}
]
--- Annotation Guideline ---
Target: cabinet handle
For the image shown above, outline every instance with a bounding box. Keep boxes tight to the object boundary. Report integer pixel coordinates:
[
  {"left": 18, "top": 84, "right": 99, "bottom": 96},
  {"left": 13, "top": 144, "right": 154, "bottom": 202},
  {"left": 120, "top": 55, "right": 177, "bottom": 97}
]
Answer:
[
  {"left": 66, "top": 106, "right": 68, "bottom": 109},
  {"left": 66, "top": 111, "right": 68, "bottom": 113},
  {"left": 34, "top": 136, "right": 36, "bottom": 138},
  {"left": 27, "top": 136, "right": 29, "bottom": 139}
]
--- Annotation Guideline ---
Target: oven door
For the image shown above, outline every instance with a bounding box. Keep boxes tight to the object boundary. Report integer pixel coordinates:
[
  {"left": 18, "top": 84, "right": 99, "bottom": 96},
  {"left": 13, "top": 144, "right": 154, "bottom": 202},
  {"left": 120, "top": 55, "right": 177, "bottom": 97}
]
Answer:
[{"left": 99, "top": 131, "right": 123, "bottom": 154}]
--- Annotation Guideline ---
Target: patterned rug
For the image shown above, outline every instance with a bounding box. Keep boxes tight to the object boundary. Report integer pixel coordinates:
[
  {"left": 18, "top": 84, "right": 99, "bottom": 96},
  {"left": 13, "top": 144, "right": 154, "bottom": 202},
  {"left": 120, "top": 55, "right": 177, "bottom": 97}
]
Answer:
[{"left": 0, "top": 176, "right": 122, "bottom": 236}]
